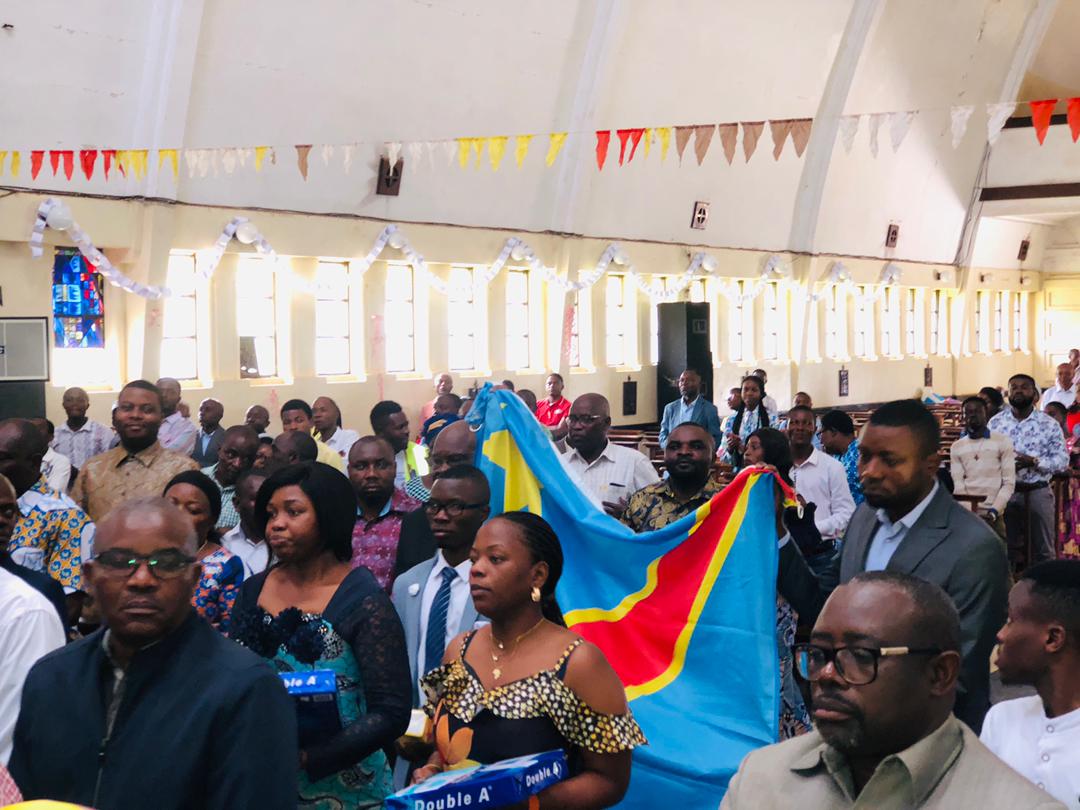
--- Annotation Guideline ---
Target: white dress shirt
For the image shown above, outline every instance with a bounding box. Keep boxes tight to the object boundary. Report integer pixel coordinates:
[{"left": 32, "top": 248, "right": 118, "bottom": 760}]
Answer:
[
  {"left": 790, "top": 448, "right": 856, "bottom": 540},
  {"left": 158, "top": 412, "right": 197, "bottom": 455},
  {"left": 220, "top": 523, "right": 270, "bottom": 579},
  {"left": 40, "top": 447, "right": 72, "bottom": 493},
  {"left": 394, "top": 450, "right": 407, "bottom": 490},
  {"left": 51, "top": 419, "right": 112, "bottom": 469},
  {"left": 321, "top": 428, "right": 360, "bottom": 459},
  {"left": 0, "top": 567, "right": 65, "bottom": 764},
  {"left": 1040, "top": 383, "right": 1078, "bottom": 411},
  {"left": 981, "top": 696, "right": 1080, "bottom": 808},
  {"left": 864, "top": 482, "right": 939, "bottom": 571},
  {"left": 416, "top": 552, "right": 473, "bottom": 677},
  {"left": 562, "top": 441, "right": 660, "bottom": 504}
]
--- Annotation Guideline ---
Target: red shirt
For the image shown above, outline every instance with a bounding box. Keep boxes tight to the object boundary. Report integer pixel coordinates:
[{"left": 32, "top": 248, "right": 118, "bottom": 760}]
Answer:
[{"left": 536, "top": 396, "right": 571, "bottom": 427}]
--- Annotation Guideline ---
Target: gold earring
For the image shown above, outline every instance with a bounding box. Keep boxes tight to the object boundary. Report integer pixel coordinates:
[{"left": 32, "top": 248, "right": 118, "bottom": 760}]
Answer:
[{"left": 531, "top": 586, "right": 541, "bottom": 603}]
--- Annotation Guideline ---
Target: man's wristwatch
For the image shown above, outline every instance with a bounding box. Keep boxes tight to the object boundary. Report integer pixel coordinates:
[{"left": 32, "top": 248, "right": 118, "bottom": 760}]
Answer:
[{"left": 985, "top": 508, "right": 998, "bottom": 522}]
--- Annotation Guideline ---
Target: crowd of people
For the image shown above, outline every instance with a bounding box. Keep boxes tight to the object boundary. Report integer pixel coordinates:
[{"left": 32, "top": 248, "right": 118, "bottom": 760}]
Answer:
[{"left": 0, "top": 352, "right": 1078, "bottom": 808}]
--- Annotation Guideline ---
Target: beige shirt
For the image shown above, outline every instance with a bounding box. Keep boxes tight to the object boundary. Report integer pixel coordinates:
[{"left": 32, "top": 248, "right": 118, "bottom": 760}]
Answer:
[
  {"left": 722, "top": 716, "right": 1065, "bottom": 810},
  {"left": 71, "top": 441, "right": 198, "bottom": 523},
  {"left": 950, "top": 432, "right": 1015, "bottom": 515}
]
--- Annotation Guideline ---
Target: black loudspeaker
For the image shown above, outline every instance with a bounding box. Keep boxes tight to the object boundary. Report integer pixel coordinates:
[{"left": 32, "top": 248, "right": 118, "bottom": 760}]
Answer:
[
  {"left": 657, "top": 302, "right": 712, "bottom": 422},
  {"left": 0, "top": 381, "right": 46, "bottom": 420}
]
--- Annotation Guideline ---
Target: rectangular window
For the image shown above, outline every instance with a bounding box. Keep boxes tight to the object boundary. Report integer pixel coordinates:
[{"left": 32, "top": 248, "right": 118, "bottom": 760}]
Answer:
[
  {"left": 160, "top": 253, "right": 199, "bottom": 380},
  {"left": 236, "top": 256, "right": 277, "bottom": 379},
  {"left": 447, "top": 266, "right": 479, "bottom": 372},
  {"left": 930, "top": 289, "right": 949, "bottom": 356},
  {"left": 903, "top": 289, "right": 916, "bottom": 356},
  {"left": 385, "top": 264, "right": 417, "bottom": 373},
  {"left": 1012, "top": 291, "right": 1023, "bottom": 351},
  {"left": 52, "top": 249, "right": 105, "bottom": 349},
  {"left": 729, "top": 281, "right": 747, "bottom": 363},
  {"left": 881, "top": 287, "right": 900, "bottom": 357},
  {"left": 975, "top": 290, "right": 990, "bottom": 354},
  {"left": 993, "top": 291, "right": 1004, "bottom": 352},
  {"left": 314, "top": 260, "right": 351, "bottom": 376},
  {"left": 824, "top": 285, "right": 846, "bottom": 360},
  {"left": 1015, "top": 291, "right": 1029, "bottom": 351},
  {"left": 853, "top": 286, "right": 873, "bottom": 358},
  {"left": 505, "top": 269, "right": 531, "bottom": 371},
  {"left": 762, "top": 282, "right": 781, "bottom": 360},
  {"left": 606, "top": 274, "right": 627, "bottom": 367},
  {"left": 689, "top": 278, "right": 706, "bottom": 303}
]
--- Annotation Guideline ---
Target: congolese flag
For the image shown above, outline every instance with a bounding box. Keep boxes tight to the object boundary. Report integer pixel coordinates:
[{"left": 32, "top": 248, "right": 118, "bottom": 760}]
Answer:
[{"left": 466, "top": 385, "right": 788, "bottom": 807}]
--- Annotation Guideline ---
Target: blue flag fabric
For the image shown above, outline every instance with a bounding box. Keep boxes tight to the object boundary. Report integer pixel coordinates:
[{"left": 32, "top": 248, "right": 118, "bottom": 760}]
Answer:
[{"left": 465, "top": 385, "right": 781, "bottom": 807}]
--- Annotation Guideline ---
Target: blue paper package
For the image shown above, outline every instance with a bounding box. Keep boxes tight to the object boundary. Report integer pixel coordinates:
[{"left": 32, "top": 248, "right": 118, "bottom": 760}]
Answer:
[
  {"left": 386, "top": 749, "right": 568, "bottom": 810},
  {"left": 278, "top": 669, "right": 342, "bottom": 748}
]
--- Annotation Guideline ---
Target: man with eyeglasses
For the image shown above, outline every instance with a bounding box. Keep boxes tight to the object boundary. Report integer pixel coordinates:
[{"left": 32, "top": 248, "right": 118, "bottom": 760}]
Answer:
[
  {"left": 348, "top": 436, "right": 421, "bottom": 592},
  {"left": 201, "top": 425, "right": 260, "bottom": 531},
  {"left": 722, "top": 571, "right": 1063, "bottom": 809},
  {"left": 8, "top": 497, "right": 298, "bottom": 809},
  {"left": 562, "top": 394, "right": 658, "bottom": 517},
  {"left": 391, "top": 466, "right": 490, "bottom": 788}
]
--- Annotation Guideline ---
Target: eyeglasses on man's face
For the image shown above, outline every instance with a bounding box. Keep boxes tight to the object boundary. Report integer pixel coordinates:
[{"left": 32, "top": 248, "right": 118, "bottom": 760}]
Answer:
[
  {"left": 423, "top": 500, "right": 487, "bottom": 518},
  {"left": 793, "top": 643, "right": 942, "bottom": 686},
  {"left": 567, "top": 414, "right": 603, "bottom": 425},
  {"left": 92, "top": 549, "right": 196, "bottom": 580}
]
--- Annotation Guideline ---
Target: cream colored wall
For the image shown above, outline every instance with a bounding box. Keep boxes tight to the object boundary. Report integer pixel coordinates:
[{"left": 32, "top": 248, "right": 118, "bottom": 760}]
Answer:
[
  {"left": 1036, "top": 275, "right": 1080, "bottom": 385},
  {"left": 0, "top": 193, "right": 1042, "bottom": 431}
]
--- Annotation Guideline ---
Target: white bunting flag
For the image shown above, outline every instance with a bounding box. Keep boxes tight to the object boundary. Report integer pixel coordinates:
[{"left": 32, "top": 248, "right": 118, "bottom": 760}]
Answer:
[
  {"left": 889, "top": 110, "right": 916, "bottom": 152},
  {"left": 385, "top": 141, "right": 402, "bottom": 167},
  {"left": 321, "top": 144, "right": 334, "bottom": 167},
  {"left": 184, "top": 150, "right": 198, "bottom": 178},
  {"left": 986, "top": 102, "right": 1016, "bottom": 145},
  {"left": 838, "top": 115, "right": 860, "bottom": 154},
  {"left": 950, "top": 105, "right": 975, "bottom": 148},
  {"left": 222, "top": 149, "right": 238, "bottom": 174},
  {"left": 408, "top": 142, "right": 425, "bottom": 172},
  {"left": 867, "top": 113, "right": 886, "bottom": 158},
  {"left": 342, "top": 144, "right": 355, "bottom": 174}
]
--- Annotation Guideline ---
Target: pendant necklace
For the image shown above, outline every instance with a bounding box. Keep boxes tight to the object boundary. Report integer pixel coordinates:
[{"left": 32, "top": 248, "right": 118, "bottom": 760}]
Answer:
[{"left": 489, "top": 618, "right": 545, "bottom": 681}]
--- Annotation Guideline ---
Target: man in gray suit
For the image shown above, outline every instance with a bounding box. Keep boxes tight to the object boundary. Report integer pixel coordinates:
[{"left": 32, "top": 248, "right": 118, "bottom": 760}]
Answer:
[
  {"left": 391, "top": 465, "right": 490, "bottom": 786},
  {"left": 191, "top": 398, "right": 225, "bottom": 467},
  {"left": 779, "top": 399, "right": 1008, "bottom": 733},
  {"left": 658, "top": 369, "right": 723, "bottom": 449}
]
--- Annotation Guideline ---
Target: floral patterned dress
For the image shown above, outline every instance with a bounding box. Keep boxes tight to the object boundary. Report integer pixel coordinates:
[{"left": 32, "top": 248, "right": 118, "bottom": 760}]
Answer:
[
  {"left": 1056, "top": 435, "right": 1080, "bottom": 559},
  {"left": 193, "top": 545, "right": 243, "bottom": 633}
]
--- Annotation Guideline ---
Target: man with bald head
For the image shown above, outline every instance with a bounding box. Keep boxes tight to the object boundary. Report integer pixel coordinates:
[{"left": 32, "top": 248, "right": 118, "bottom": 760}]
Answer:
[
  {"left": 9, "top": 497, "right": 298, "bottom": 809},
  {"left": 154, "top": 377, "right": 197, "bottom": 455},
  {"left": 191, "top": 398, "right": 226, "bottom": 467},
  {"left": 563, "top": 393, "right": 658, "bottom": 517},
  {"left": 52, "top": 386, "right": 111, "bottom": 470},
  {"left": 722, "top": 572, "right": 1062, "bottom": 809},
  {"left": 1040, "top": 362, "right": 1078, "bottom": 411},
  {"left": 244, "top": 404, "right": 271, "bottom": 436},
  {"left": 202, "top": 425, "right": 260, "bottom": 530},
  {"left": 271, "top": 430, "right": 318, "bottom": 466},
  {"left": 349, "top": 436, "right": 421, "bottom": 592},
  {"left": 394, "top": 420, "right": 477, "bottom": 578}
]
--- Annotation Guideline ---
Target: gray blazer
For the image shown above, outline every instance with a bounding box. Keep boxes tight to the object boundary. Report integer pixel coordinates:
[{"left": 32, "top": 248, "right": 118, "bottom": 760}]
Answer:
[
  {"left": 191, "top": 427, "right": 225, "bottom": 467},
  {"left": 658, "top": 397, "right": 724, "bottom": 449},
  {"left": 779, "top": 485, "right": 1008, "bottom": 731}
]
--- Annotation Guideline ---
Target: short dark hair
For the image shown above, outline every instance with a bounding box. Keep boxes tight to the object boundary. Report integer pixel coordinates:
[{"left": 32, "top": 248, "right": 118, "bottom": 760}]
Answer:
[
  {"left": 121, "top": 379, "right": 164, "bottom": 408},
  {"left": 1045, "top": 401, "right": 1067, "bottom": 421},
  {"left": 820, "top": 410, "right": 855, "bottom": 436},
  {"left": 163, "top": 469, "right": 223, "bottom": 525},
  {"left": 259, "top": 434, "right": 274, "bottom": 446},
  {"left": 41, "top": 418, "right": 55, "bottom": 437},
  {"left": 868, "top": 399, "right": 940, "bottom": 456},
  {"left": 435, "top": 393, "right": 462, "bottom": 413},
  {"left": 0, "top": 418, "right": 46, "bottom": 457},
  {"left": 493, "top": 511, "right": 564, "bottom": 625},
  {"left": 434, "top": 465, "right": 491, "bottom": 501},
  {"left": 1008, "top": 373, "right": 1037, "bottom": 388},
  {"left": 254, "top": 462, "right": 355, "bottom": 562},
  {"left": 748, "top": 427, "right": 793, "bottom": 485},
  {"left": 546, "top": 372, "right": 564, "bottom": 384},
  {"left": 278, "top": 431, "right": 318, "bottom": 462},
  {"left": 669, "top": 421, "right": 715, "bottom": 452},
  {"left": 978, "top": 387, "right": 1004, "bottom": 409},
  {"left": 962, "top": 396, "right": 988, "bottom": 413},
  {"left": 234, "top": 466, "right": 271, "bottom": 492},
  {"left": 787, "top": 405, "right": 815, "bottom": 422},
  {"left": 370, "top": 400, "right": 403, "bottom": 433},
  {"left": 848, "top": 571, "right": 961, "bottom": 652},
  {"left": 1023, "top": 560, "right": 1080, "bottom": 647},
  {"left": 280, "top": 399, "right": 312, "bottom": 419},
  {"left": 501, "top": 379, "right": 516, "bottom": 392}
]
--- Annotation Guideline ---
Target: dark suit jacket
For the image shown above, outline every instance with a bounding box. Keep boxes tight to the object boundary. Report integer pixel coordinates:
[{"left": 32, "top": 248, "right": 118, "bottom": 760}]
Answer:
[
  {"left": 658, "top": 397, "right": 723, "bottom": 449},
  {"left": 778, "top": 485, "right": 1008, "bottom": 733},
  {"left": 394, "top": 509, "right": 437, "bottom": 580},
  {"left": 191, "top": 427, "right": 225, "bottom": 467}
]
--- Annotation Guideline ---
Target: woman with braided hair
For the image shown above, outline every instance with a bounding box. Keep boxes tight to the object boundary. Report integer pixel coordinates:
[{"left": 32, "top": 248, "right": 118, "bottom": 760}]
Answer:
[
  {"left": 415, "top": 511, "right": 645, "bottom": 808},
  {"left": 721, "top": 375, "right": 771, "bottom": 470}
]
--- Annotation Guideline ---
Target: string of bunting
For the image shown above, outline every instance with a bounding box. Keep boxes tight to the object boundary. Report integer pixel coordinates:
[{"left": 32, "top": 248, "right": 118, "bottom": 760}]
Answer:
[{"left": 5, "top": 100, "right": 1080, "bottom": 186}]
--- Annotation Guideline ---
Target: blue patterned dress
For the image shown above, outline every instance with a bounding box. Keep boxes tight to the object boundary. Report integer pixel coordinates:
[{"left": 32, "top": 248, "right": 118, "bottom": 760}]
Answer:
[{"left": 193, "top": 545, "right": 243, "bottom": 633}]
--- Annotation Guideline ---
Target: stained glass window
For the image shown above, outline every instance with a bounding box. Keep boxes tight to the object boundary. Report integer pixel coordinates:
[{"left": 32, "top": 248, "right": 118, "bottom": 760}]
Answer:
[{"left": 52, "top": 249, "right": 104, "bottom": 349}]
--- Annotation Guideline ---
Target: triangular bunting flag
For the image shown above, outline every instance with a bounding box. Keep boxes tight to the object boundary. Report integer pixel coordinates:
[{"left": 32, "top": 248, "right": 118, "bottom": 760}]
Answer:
[
  {"left": 116, "top": 150, "right": 129, "bottom": 177},
  {"left": 0, "top": 152, "right": 6, "bottom": 177},
  {"left": 790, "top": 119, "right": 812, "bottom": 157},
  {"left": 254, "top": 146, "right": 269, "bottom": 171},
  {"left": 56, "top": 150, "right": 73, "bottom": 180},
  {"left": 987, "top": 102, "right": 1015, "bottom": 145},
  {"left": 488, "top": 136, "right": 508, "bottom": 171},
  {"left": 674, "top": 126, "right": 694, "bottom": 164},
  {"left": 642, "top": 128, "right": 653, "bottom": 160},
  {"left": 471, "top": 138, "right": 484, "bottom": 169},
  {"left": 426, "top": 141, "right": 439, "bottom": 170},
  {"left": 386, "top": 141, "right": 402, "bottom": 167},
  {"left": 626, "top": 128, "right": 644, "bottom": 163},
  {"left": 616, "top": 129, "right": 633, "bottom": 165},
  {"left": 718, "top": 123, "right": 738, "bottom": 164},
  {"left": 270, "top": 147, "right": 277, "bottom": 166},
  {"left": 131, "top": 149, "right": 148, "bottom": 180},
  {"left": 741, "top": 122, "right": 764, "bottom": 162},
  {"left": 1028, "top": 99, "right": 1057, "bottom": 145},
  {"left": 10, "top": 151, "right": 20, "bottom": 177},
  {"left": 158, "top": 149, "right": 178, "bottom": 180},
  {"left": 596, "top": 131, "right": 611, "bottom": 170},
  {"left": 80, "top": 149, "right": 97, "bottom": 180},
  {"left": 320, "top": 144, "right": 334, "bottom": 167},
  {"left": 442, "top": 140, "right": 457, "bottom": 167},
  {"left": 49, "top": 151, "right": 61, "bottom": 176},
  {"left": 295, "top": 145, "right": 312, "bottom": 180},
  {"left": 514, "top": 135, "right": 533, "bottom": 168},
  {"left": 770, "top": 119, "right": 793, "bottom": 160},
  {"left": 889, "top": 111, "right": 916, "bottom": 152},
  {"left": 950, "top": 105, "right": 974, "bottom": 148},
  {"left": 693, "top": 125, "right": 715, "bottom": 165},
  {"left": 196, "top": 150, "right": 209, "bottom": 178},
  {"left": 342, "top": 144, "right": 355, "bottom": 174},
  {"left": 102, "top": 150, "right": 114, "bottom": 180},
  {"left": 237, "top": 148, "right": 250, "bottom": 168},
  {"left": 456, "top": 138, "right": 471, "bottom": 169},
  {"left": 30, "top": 151, "right": 45, "bottom": 179},
  {"left": 838, "top": 115, "right": 860, "bottom": 154},
  {"left": 210, "top": 150, "right": 220, "bottom": 177},
  {"left": 1068, "top": 98, "right": 1080, "bottom": 143},
  {"left": 184, "top": 150, "right": 199, "bottom": 178},
  {"left": 222, "top": 149, "right": 238, "bottom": 174},
  {"left": 656, "top": 127, "right": 672, "bottom": 162},
  {"left": 408, "top": 142, "right": 424, "bottom": 172},
  {"left": 867, "top": 113, "right": 885, "bottom": 158}
]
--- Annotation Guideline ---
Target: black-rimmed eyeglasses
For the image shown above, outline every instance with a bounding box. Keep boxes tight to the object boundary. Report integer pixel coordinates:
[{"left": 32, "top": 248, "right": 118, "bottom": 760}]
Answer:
[
  {"left": 91, "top": 549, "right": 196, "bottom": 580},
  {"left": 793, "top": 643, "right": 942, "bottom": 685},
  {"left": 423, "top": 501, "right": 488, "bottom": 518}
]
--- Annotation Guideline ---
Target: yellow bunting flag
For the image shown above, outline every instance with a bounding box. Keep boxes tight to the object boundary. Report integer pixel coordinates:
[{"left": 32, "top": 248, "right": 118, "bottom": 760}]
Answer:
[
  {"left": 514, "top": 135, "right": 533, "bottom": 168},
  {"left": 10, "top": 151, "right": 20, "bottom": 177},
  {"left": 158, "top": 149, "right": 179, "bottom": 180},
  {"left": 115, "top": 150, "right": 130, "bottom": 177},
  {"left": 546, "top": 132, "right": 568, "bottom": 167},
  {"left": 656, "top": 127, "right": 672, "bottom": 162},
  {"left": 0, "top": 151, "right": 6, "bottom": 176},
  {"left": 254, "top": 146, "right": 269, "bottom": 171},
  {"left": 130, "top": 149, "right": 149, "bottom": 180},
  {"left": 457, "top": 138, "right": 472, "bottom": 169},
  {"left": 471, "top": 138, "right": 484, "bottom": 168},
  {"left": 488, "top": 137, "right": 508, "bottom": 171},
  {"left": 642, "top": 128, "right": 653, "bottom": 160}
]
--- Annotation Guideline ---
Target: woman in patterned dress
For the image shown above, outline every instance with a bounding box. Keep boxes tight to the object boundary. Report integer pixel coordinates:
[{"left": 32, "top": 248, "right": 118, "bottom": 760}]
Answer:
[
  {"left": 163, "top": 470, "right": 242, "bottom": 633},
  {"left": 230, "top": 462, "right": 411, "bottom": 809},
  {"left": 416, "top": 511, "right": 646, "bottom": 808}
]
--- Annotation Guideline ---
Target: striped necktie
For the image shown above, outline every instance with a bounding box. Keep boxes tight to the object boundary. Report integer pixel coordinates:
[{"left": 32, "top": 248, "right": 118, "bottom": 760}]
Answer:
[{"left": 424, "top": 567, "right": 458, "bottom": 674}]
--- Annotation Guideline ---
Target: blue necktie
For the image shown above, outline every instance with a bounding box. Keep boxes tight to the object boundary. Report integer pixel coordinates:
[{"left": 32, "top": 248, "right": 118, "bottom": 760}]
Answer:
[{"left": 424, "top": 567, "right": 458, "bottom": 674}]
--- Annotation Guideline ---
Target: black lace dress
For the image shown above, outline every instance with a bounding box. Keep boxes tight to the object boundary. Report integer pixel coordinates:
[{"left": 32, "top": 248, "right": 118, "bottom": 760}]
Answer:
[{"left": 231, "top": 566, "right": 411, "bottom": 809}]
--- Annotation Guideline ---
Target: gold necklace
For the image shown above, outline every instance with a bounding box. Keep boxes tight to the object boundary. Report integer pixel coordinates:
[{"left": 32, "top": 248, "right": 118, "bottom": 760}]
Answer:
[{"left": 489, "top": 618, "right": 545, "bottom": 681}]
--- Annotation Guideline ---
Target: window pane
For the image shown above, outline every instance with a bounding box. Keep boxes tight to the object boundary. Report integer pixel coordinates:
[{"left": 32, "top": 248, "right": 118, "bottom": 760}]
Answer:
[
  {"left": 506, "top": 272, "right": 528, "bottom": 304},
  {"left": 236, "top": 259, "right": 273, "bottom": 296},
  {"left": 315, "top": 337, "right": 350, "bottom": 376},
  {"left": 316, "top": 301, "right": 349, "bottom": 337},
  {"left": 166, "top": 256, "right": 197, "bottom": 296},
  {"left": 239, "top": 336, "right": 276, "bottom": 378},
  {"left": 160, "top": 337, "right": 197, "bottom": 380},
  {"left": 387, "top": 336, "right": 415, "bottom": 373},
  {"left": 162, "top": 297, "right": 196, "bottom": 338},
  {"left": 237, "top": 299, "right": 276, "bottom": 337},
  {"left": 449, "top": 267, "right": 473, "bottom": 299},
  {"left": 386, "top": 266, "right": 413, "bottom": 301},
  {"left": 507, "top": 336, "right": 529, "bottom": 371},
  {"left": 449, "top": 335, "right": 474, "bottom": 371},
  {"left": 316, "top": 263, "right": 349, "bottom": 299},
  {"left": 385, "top": 302, "right": 416, "bottom": 335},
  {"left": 606, "top": 334, "right": 625, "bottom": 367}
]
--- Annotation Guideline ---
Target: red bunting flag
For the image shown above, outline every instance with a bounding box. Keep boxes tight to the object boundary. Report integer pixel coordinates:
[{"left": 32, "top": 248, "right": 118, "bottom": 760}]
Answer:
[
  {"left": 49, "top": 151, "right": 61, "bottom": 176},
  {"left": 595, "top": 131, "right": 611, "bottom": 170},
  {"left": 1067, "top": 98, "right": 1080, "bottom": 143},
  {"left": 616, "top": 128, "right": 645, "bottom": 165},
  {"left": 30, "top": 150, "right": 44, "bottom": 179},
  {"left": 1029, "top": 99, "right": 1057, "bottom": 145},
  {"left": 102, "top": 149, "right": 115, "bottom": 180},
  {"left": 80, "top": 149, "right": 97, "bottom": 180},
  {"left": 61, "top": 150, "right": 74, "bottom": 180}
]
